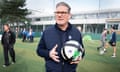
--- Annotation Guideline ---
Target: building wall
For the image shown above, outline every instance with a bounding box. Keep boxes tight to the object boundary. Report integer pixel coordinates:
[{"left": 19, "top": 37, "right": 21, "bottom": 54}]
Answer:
[{"left": 28, "top": 9, "right": 120, "bottom": 33}]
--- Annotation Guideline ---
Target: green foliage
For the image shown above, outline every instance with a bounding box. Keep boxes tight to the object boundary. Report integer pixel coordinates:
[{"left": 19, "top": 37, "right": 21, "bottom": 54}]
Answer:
[{"left": 0, "top": 0, "right": 30, "bottom": 24}]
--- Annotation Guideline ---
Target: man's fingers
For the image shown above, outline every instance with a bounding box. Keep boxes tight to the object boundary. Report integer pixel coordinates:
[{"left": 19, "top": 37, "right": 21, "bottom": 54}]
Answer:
[
  {"left": 49, "top": 44, "right": 60, "bottom": 62},
  {"left": 52, "top": 44, "right": 58, "bottom": 51},
  {"left": 54, "top": 55, "right": 59, "bottom": 59},
  {"left": 53, "top": 57, "right": 60, "bottom": 62},
  {"left": 52, "top": 55, "right": 60, "bottom": 62},
  {"left": 51, "top": 52, "right": 58, "bottom": 56},
  {"left": 70, "top": 57, "right": 81, "bottom": 64},
  {"left": 51, "top": 54, "right": 59, "bottom": 59},
  {"left": 54, "top": 52, "right": 58, "bottom": 55},
  {"left": 70, "top": 61, "right": 79, "bottom": 64},
  {"left": 77, "top": 56, "right": 82, "bottom": 61}
]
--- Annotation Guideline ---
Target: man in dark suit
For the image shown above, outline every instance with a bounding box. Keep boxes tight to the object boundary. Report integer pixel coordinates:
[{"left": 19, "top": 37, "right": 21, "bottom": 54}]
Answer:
[{"left": 37, "top": 2, "right": 85, "bottom": 72}]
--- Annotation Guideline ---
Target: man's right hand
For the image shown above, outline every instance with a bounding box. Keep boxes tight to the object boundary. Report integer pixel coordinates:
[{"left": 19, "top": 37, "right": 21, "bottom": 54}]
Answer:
[{"left": 49, "top": 44, "right": 60, "bottom": 62}]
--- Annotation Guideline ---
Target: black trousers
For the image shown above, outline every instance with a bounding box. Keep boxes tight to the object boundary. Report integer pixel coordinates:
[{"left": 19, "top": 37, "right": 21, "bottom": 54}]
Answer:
[
  {"left": 3, "top": 44, "right": 15, "bottom": 65},
  {"left": 22, "top": 34, "right": 26, "bottom": 42},
  {"left": 29, "top": 36, "right": 34, "bottom": 42}
]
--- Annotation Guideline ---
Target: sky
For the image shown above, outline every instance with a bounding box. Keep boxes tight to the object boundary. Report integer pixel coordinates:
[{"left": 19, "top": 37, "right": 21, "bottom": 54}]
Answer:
[{"left": 26, "top": 0, "right": 120, "bottom": 14}]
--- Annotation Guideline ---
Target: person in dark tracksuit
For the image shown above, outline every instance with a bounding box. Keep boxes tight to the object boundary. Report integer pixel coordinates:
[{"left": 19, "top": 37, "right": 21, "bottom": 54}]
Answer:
[
  {"left": 1, "top": 24, "right": 16, "bottom": 67},
  {"left": 22, "top": 28, "right": 27, "bottom": 42},
  {"left": 37, "top": 2, "right": 85, "bottom": 72},
  {"left": 109, "top": 26, "right": 117, "bottom": 58}
]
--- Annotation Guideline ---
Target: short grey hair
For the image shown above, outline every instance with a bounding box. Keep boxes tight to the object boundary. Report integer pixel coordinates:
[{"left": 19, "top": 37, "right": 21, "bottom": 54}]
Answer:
[{"left": 56, "top": 2, "right": 71, "bottom": 13}]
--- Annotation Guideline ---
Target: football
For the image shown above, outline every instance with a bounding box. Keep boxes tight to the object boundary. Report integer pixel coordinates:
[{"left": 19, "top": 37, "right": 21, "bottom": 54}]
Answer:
[
  {"left": 99, "top": 49, "right": 104, "bottom": 55},
  {"left": 61, "top": 40, "right": 84, "bottom": 61}
]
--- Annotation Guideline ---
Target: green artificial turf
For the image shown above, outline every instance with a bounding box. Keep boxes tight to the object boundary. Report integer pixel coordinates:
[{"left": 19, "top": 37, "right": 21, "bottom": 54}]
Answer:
[{"left": 0, "top": 38, "right": 120, "bottom": 72}]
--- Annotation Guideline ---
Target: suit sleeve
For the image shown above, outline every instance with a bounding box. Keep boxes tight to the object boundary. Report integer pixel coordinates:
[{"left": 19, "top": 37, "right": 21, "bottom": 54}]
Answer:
[
  {"left": 36, "top": 34, "right": 50, "bottom": 60},
  {"left": 79, "top": 33, "right": 85, "bottom": 58}
]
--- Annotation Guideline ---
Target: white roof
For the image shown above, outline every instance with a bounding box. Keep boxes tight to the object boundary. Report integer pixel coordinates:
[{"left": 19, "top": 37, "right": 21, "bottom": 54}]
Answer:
[{"left": 27, "top": 8, "right": 120, "bottom": 18}]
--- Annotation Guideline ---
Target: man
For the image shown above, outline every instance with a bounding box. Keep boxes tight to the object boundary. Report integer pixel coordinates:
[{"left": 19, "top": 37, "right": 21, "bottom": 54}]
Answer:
[
  {"left": 37, "top": 2, "right": 85, "bottom": 72},
  {"left": 1, "top": 24, "right": 16, "bottom": 67},
  {"left": 28, "top": 28, "right": 34, "bottom": 42},
  {"left": 22, "top": 28, "right": 27, "bottom": 42},
  {"left": 109, "top": 26, "right": 117, "bottom": 58},
  {"left": 97, "top": 28, "right": 107, "bottom": 52}
]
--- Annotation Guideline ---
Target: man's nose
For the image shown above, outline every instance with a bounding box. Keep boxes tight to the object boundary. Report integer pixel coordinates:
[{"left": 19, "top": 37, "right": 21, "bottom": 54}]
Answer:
[{"left": 57, "top": 13, "right": 63, "bottom": 16}]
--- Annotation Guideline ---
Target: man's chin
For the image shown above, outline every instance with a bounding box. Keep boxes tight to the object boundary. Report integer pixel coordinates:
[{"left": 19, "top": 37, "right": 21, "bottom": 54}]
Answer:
[{"left": 56, "top": 22, "right": 66, "bottom": 25}]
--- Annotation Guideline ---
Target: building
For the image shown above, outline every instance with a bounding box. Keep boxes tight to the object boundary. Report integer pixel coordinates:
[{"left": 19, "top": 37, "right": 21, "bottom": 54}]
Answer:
[{"left": 28, "top": 8, "right": 120, "bottom": 34}]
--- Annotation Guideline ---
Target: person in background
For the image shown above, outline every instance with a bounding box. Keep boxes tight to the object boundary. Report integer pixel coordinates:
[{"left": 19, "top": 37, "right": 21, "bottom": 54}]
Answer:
[
  {"left": 1, "top": 24, "right": 16, "bottom": 67},
  {"left": 28, "top": 28, "right": 34, "bottom": 42},
  {"left": 15, "top": 27, "right": 19, "bottom": 38},
  {"left": 22, "top": 28, "right": 27, "bottom": 42},
  {"left": 97, "top": 28, "right": 108, "bottom": 53},
  {"left": 109, "top": 26, "right": 117, "bottom": 58}
]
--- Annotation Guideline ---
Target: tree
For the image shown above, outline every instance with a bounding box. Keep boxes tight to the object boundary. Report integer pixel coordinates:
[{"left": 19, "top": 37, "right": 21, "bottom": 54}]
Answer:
[{"left": 0, "top": 0, "right": 30, "bottom": 31}]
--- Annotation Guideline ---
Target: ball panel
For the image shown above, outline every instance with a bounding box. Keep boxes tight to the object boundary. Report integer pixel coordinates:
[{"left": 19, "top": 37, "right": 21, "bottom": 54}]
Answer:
[{"left": 64, "top": 46, "right": 76, "bottom": 59}]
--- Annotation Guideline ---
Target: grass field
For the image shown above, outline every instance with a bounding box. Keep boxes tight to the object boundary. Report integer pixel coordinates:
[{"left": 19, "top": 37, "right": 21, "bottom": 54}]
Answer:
[{"left": 0, "top": 38, "right": 120, "bottom": 72}]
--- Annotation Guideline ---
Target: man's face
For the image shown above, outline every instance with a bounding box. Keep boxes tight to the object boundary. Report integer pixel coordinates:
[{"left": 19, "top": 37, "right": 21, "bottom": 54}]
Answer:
[
  {"left": 55, "top": 5, "right": 71, "bottom": 25},
  {"left": 4, "top": 25, "right": 9, "bottom": 31}
]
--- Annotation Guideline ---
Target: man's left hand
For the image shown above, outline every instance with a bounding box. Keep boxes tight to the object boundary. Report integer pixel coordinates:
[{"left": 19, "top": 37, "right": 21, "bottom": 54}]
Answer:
[{"left": 70, "top": 57, "right": 82, "bottom": 64}]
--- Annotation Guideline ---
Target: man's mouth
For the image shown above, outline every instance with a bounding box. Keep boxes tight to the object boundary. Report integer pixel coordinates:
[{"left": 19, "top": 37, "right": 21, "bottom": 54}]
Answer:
[{"left": 58, "top": 19, "right": 64, "bottom": 21}]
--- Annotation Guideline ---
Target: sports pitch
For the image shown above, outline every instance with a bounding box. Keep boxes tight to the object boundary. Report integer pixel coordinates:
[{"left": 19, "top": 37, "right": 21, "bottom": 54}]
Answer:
[{"left": 0, "top": 38, "right": 120, "bottom": 72}]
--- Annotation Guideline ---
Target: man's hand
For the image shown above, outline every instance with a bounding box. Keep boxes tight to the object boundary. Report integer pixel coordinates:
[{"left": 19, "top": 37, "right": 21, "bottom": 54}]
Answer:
[
  {"left": 49, "top": 44, "right": 60, "bottom": 62},
  {"left": 70, "top": 56, "right": 82, "bottom": 64}
]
